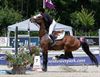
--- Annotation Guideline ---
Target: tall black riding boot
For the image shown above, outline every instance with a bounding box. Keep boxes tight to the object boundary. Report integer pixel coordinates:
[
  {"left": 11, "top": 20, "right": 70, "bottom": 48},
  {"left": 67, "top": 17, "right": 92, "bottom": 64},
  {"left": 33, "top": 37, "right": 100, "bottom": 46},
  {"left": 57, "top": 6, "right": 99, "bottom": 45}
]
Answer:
[{"left": 49, "top": 34, "right": 57, "bottom": 46}]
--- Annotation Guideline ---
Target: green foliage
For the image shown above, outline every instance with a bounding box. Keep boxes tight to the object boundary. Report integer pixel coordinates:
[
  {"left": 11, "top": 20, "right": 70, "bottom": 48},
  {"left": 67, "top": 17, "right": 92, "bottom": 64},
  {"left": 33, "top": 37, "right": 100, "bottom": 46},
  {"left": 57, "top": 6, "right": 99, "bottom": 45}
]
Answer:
[
  {"left": 45, "top": 9, "right": 60, "bottom": 22},
  {"left": 75, "top": 30, "right": 98, "bottom": 36},
  {"left": 0, "top": 7, "right": 22, "bottom": 36},
  {"left": 70, "top": 8, "right": 95, "bottom": 30},
  {"left": 78, "top": 8, "right": 95, "bottom": 27},
  {"left": 30, "top": 31, "right": 39, "bottom": 36},
  {"left": 6, "top": 47, "right": 33, "bottom": 66},
  {"left": 30, "top": 46, "right": 40, "bottom": 56},
  {"left": 0, "top": 7, "right": 22, "bottom": 26}
]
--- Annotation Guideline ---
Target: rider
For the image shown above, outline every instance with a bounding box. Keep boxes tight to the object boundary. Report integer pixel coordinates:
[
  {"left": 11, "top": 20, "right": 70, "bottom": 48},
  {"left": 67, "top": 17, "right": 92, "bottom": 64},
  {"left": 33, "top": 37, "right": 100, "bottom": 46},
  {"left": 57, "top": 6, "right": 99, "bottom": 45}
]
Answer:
[{"left": 38, "top": 8, "right": 57, "bottom": 45}]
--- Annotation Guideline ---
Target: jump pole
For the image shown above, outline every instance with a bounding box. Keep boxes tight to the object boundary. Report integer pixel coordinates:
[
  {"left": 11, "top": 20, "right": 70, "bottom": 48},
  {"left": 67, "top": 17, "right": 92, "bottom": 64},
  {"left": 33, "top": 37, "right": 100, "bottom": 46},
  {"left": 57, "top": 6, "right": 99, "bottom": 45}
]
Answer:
[{"left": 28, "top": 26, "right": 31, "bottom": 51}]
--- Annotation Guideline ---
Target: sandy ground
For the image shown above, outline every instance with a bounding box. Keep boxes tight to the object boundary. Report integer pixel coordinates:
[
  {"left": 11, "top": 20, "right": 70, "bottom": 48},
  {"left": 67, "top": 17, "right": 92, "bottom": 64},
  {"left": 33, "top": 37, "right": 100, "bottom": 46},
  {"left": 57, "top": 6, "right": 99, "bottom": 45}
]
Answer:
[{"left": 0, "top": 65, "right": 100, "bottom": 77}]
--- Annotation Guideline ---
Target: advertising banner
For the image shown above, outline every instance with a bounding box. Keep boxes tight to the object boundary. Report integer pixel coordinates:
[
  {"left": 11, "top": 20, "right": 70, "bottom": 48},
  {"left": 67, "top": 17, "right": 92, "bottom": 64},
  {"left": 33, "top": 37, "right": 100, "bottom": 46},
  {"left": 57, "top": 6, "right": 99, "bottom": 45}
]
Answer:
[
  {"left": 0, "top": 54, "right": 100, "bottom": 65},
  {"left": 9, "top": 37, "right": 39, "bottom": 47},
  {"left": 47, "top": 55, "right": 100, "bottom": 66}
]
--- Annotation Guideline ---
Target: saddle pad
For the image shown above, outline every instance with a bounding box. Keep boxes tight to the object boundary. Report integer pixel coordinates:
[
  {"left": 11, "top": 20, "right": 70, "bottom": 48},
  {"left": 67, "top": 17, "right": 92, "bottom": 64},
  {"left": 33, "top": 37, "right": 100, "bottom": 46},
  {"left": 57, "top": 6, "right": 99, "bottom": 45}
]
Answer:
[{"left": 56, "top": 31, "right": 65, "bottom": 40}]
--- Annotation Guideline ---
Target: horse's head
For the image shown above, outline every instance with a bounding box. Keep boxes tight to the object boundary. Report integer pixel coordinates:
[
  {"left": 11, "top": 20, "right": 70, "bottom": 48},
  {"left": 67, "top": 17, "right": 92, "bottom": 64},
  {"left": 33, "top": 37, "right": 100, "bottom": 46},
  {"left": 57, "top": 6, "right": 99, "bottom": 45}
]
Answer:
[
  {"left": 30, "top": 14, "right": 47, "bottom": 39},
  {"left": 30, "top": 14, "right": 44, "bottom": 25}
]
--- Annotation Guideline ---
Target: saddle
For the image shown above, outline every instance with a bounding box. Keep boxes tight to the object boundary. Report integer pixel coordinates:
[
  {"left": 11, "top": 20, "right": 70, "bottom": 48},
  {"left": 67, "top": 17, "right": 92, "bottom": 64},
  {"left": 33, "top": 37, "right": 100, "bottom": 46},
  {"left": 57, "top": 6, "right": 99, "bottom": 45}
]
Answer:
[
  {"left": 56, "top": 31, "right": 65, "bottom": 40},
  {"left": 48, "top": 30, "right": 65, "bottom": 46},
  {"left": 53, "top": 30, "right": 65, "bottom": 40}
]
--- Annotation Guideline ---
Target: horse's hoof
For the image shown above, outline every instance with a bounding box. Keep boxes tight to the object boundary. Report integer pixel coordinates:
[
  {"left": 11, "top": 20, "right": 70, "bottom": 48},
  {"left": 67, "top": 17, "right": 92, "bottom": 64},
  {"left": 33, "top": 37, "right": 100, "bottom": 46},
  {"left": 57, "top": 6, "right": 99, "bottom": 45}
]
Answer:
[
  {"left": 42, "top": 68, "right": 47, "bottom": 72},
  {"left": 42, "top": 66, "right": 47, "bottom": 72}
]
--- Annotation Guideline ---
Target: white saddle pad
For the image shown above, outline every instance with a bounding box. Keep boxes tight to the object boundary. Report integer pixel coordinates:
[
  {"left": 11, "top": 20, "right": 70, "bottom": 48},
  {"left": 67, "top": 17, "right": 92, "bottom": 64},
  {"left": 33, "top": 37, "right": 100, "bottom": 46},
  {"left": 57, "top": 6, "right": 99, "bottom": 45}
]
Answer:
[{"left": 56, "top": 31, "right": 65, "bottom": 40}]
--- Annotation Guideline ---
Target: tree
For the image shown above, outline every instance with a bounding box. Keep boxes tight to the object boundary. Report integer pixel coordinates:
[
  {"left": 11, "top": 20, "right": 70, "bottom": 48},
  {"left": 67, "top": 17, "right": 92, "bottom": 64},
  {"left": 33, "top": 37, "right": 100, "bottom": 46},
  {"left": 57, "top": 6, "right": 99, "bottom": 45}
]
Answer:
[
  {"left": 0, "top": 7, "right": 22, "bottom": 36},
  {"left": 70, "top": 8, "right": 95, "bottom": 35}
]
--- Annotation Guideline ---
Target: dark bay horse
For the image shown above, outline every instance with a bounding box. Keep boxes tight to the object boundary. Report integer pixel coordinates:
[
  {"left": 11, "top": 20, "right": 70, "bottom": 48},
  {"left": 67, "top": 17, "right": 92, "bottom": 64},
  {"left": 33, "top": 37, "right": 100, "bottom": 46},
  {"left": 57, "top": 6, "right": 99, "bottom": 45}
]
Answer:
[{"left": 30, "top": 15, "right": 98, "bottom": 72}]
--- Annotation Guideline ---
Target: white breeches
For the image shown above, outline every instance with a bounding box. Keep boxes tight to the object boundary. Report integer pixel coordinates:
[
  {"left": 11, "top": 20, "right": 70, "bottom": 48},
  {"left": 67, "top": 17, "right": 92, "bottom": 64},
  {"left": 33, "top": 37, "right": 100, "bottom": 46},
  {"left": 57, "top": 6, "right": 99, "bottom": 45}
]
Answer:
[{"left": 48, "top": 19, "right": 56, "bottom": 35}]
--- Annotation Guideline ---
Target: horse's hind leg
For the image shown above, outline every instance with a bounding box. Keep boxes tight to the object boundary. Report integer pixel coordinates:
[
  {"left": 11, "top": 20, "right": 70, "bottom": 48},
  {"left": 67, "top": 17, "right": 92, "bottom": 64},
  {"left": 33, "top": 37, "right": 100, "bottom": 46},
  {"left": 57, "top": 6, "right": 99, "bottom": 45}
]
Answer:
[
  {"left": 63, "top": 44, "right": 73, "bottom": 59},
  {"left": 64, "top": 51, "right": 73, "bottom": 59},
  {"left": 56, "top": 52, "right": 73, "bottom": 59},
  {"left": 80, "top": 37, "right": 98, "bottom": 67},
  {"left": 42, "top": 51, "right": 48, "bottom": 72}
]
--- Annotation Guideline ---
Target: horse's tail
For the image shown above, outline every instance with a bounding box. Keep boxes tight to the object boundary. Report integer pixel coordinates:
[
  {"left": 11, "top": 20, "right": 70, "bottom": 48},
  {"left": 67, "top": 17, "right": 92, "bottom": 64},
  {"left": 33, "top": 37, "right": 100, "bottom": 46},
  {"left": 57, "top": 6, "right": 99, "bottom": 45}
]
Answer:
[{"left": 80, "top": 37, "right": 99, "bottom": 67}]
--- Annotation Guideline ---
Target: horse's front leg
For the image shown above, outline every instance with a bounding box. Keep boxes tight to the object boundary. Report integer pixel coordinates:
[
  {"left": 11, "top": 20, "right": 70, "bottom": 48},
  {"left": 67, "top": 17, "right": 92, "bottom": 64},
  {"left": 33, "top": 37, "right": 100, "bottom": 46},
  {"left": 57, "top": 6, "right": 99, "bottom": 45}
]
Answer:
[
  {"left": 42, "top": 50, "right": 48, "bottom": 72},
  {"left": 40, "top": 38, "right": 49, "bottom": 72}
]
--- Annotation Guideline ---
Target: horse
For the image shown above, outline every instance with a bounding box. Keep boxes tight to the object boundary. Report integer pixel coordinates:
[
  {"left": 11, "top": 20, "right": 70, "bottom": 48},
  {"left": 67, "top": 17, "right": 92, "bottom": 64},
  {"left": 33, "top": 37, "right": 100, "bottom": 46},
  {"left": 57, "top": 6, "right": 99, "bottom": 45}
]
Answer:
[{"left": 30, "top": 15, "right": 98, "bottom": 72}]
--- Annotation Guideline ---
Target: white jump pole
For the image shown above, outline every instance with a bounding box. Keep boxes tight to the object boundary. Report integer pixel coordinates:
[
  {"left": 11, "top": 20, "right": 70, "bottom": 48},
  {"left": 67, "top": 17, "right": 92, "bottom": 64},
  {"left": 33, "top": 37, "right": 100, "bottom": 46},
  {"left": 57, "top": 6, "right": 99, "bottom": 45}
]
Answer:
[{"left": 28, "top": 25, "right": 30, "bottom": 50}]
